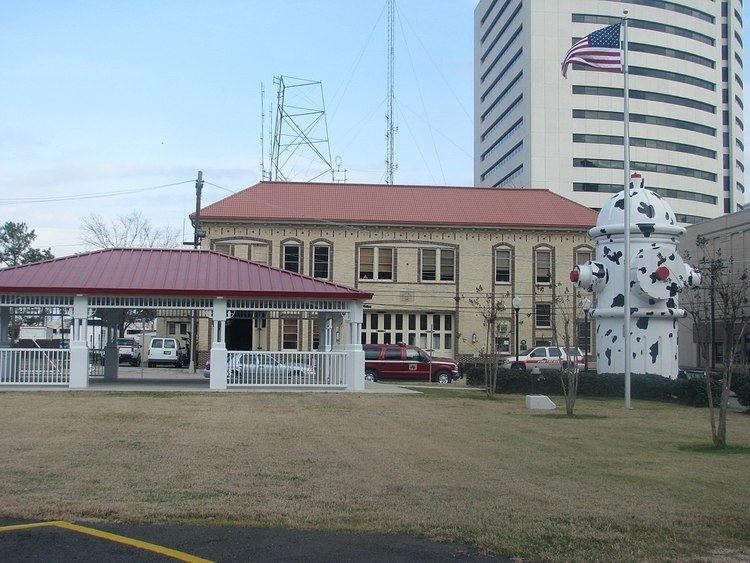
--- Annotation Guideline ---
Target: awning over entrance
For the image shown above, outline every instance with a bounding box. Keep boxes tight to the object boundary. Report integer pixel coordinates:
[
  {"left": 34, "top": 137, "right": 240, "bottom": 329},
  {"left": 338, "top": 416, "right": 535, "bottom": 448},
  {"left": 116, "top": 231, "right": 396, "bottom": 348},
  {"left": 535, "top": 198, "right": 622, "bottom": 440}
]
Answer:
[{"left": 0, "top": 248, "right": 371, "bottom": 391}]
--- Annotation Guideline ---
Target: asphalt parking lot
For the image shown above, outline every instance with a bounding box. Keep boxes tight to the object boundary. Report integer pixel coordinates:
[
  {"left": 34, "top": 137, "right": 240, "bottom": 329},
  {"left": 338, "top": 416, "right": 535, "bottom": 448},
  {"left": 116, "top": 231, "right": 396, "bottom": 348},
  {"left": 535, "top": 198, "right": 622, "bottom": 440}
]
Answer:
[{"left": 0, "top": 519, "right": 509, "bottom": 562}]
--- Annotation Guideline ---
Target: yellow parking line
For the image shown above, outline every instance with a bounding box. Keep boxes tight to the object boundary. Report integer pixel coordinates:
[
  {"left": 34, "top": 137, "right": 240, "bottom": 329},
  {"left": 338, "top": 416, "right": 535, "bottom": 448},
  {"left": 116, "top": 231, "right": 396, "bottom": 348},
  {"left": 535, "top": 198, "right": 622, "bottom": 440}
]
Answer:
[
  {"left": 0, "top": 521, "right": 66, "bottom": 532},
  {"left": 0, "top": 520, "right": 213, "bottom": 563}
]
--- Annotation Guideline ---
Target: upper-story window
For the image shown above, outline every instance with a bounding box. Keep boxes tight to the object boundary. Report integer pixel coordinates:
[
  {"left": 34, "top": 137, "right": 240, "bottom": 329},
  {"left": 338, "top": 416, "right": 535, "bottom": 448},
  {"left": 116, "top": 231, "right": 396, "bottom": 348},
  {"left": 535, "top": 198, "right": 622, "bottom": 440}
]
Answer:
[
  {"left": 312, "top": 243, "right": 331, "bottom": 279},
  {"left": 359, "top": 247, "right": 394, "bottom": 281},
  {"left": 575, "top": 248, "right": 593, "bottom": 266},
  {"left": 282, "top": 242, "right": 301, "bottom": 273},
  {"left": 214, "top": 243, "right": 234, "bottom": 256},
  {"left": 495, "top": 248, "right": 512, "bottom": 283},
  {"left": 421, "top": 248, "right": 455, "bottom": 282},
  {"left": 249, "top": 242, "right": 269, "bottom": 266},
  {"left": 535, "top": 249, "right": 552, "bottom": 284}
]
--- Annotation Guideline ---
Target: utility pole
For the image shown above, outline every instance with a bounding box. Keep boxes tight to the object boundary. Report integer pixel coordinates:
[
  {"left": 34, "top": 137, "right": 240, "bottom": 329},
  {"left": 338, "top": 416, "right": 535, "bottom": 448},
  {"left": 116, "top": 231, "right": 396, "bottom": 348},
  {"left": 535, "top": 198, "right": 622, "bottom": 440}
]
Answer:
[{"left": 187, "top": 171, "right": 204, "bottom": 373}]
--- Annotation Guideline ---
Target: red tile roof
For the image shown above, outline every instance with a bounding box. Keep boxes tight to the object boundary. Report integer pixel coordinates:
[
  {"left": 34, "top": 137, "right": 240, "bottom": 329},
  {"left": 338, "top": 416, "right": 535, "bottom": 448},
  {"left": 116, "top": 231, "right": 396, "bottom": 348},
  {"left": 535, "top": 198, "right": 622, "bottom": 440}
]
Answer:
[
  {"left": 0, "top": 248, "right": 371, "bottom": 299},
  {"left": 198, "top": 181, "right": 598, "bottom": 229}
]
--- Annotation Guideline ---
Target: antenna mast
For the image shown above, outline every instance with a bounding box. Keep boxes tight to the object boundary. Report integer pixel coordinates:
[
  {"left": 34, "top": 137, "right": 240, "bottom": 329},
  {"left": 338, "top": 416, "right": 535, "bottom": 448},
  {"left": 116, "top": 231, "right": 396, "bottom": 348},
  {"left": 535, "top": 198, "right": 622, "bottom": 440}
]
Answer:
[
  {"left": 385, "top": 0, "right": 397, "bottom": 184},
  {"left": 260, "top": 82, "right": 267, "bottom": 180}
]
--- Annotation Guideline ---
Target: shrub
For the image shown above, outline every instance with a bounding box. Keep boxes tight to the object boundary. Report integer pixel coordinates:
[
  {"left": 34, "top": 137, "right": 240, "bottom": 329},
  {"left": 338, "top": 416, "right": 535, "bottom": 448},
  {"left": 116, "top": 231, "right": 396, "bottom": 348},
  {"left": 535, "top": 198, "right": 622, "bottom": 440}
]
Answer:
[
  {"left": 460, "top": 362, "right": 724, "bottom": 407},
  {"left": 731, "top": 372, "right": 750, "bottom": 408}
]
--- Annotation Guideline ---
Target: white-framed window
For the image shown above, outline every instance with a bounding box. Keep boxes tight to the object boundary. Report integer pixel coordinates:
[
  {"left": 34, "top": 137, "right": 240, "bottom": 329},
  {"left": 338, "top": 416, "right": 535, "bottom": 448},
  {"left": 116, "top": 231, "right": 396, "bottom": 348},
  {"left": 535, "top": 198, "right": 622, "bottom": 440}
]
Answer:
[
  {"left": 282, "top": 319, "right": 299, "bottom": 350},
  {"left": 535, "top": 249, "right": 552, "bottom": 284},
  {"left": 575, "top": 248, "right": 593, "bottom": 266},
  {"left": 421, "top": 248, "right": 455, "bottom": 282},
  {"left": 214, "top": 243, "right": 234, "bottom": 256},
  {"left": 495, "top": 248, "right": 511, "bottom": 283},
  {"left": 312, "top": 244, "right": 331, "bottom": 279},
  {"left": 535, "top": 303, "right": 552, "bottom": 328},
  {"left": 282, "top": 243, "right": 301, "bottom": 273},
  {"left": 359, "top": 247, "right": 394, "bottom": 281},
  {"left": 249, "top": 243, "right": 269, "bottom": 266}
]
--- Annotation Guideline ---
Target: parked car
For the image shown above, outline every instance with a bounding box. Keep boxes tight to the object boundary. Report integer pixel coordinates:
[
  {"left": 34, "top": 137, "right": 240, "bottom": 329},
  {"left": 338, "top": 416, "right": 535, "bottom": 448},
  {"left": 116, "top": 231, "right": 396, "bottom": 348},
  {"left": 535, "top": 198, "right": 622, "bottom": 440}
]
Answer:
[
  {"left": 500, "top": 346, "right": 585, "bottom": 371},
  {"left": 147, "top": 337, "right": 186, "bottom": 368},
  {"left": 363, "top": 343, "right": 460, "bottom": 384},
  {"left": 203, "top": 353, "right": 317, "bottom": 383},
  {"left": 116, "top": 338, "right": 141, "bottom": 366}
]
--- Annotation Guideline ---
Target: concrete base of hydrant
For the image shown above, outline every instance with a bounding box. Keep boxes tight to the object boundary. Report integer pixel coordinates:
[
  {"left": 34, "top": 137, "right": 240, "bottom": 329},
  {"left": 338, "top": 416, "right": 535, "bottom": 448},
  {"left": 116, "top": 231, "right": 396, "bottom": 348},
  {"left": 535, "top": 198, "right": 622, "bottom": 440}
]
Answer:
[{"left": 525, "top": 395, "right": 556, "bottom": 410}]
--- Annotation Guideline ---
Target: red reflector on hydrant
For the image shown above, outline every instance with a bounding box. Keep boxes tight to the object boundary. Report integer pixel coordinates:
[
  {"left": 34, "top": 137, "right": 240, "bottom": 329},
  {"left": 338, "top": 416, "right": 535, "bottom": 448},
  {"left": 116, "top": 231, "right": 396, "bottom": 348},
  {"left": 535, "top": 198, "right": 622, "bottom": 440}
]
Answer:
[{"left": 655, "top": 266, "right": 670, "bottom": 281}]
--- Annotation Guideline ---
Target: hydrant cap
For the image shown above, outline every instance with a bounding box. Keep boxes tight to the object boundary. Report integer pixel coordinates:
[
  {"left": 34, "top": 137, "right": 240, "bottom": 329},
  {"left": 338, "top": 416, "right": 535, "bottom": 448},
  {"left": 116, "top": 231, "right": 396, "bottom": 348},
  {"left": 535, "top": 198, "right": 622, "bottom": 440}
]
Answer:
[{"left": 596, "top": 182, "right": 678, "bottom": 232}]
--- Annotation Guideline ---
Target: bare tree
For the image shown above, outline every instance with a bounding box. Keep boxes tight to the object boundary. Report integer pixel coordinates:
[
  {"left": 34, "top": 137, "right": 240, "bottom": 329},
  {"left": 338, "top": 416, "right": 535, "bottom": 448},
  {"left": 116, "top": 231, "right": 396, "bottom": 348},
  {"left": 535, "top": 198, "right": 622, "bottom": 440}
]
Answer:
[
  {"left": 683, "top": 236, "right": 750, "bottom": 449},
  {"left": 80, "top": 211, "right": 179, "bottom": 249},
  {"left": 550, "top": 283, "right": 582, "bottom": 417},
  {"left": 466, "top": 286, "right": 509, "bottom": 398}
]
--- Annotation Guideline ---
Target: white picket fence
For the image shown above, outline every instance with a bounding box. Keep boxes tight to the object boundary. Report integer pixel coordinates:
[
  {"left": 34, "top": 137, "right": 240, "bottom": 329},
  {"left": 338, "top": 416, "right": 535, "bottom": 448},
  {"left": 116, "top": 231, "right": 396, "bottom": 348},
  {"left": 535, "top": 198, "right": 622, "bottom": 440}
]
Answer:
[
  {"left": 226, "top": 351, "right": 347, "bottom": 387},
  {"left": 0, "top": 348, "right": 70, "bottom": 385}
]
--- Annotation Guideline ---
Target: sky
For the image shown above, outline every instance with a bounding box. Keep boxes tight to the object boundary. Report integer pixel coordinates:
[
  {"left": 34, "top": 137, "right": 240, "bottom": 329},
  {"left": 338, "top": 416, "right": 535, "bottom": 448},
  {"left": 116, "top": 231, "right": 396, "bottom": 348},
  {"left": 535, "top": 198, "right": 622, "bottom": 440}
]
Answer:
[{"left": 1, "top": 0, "right": 747, "bottom": 255}]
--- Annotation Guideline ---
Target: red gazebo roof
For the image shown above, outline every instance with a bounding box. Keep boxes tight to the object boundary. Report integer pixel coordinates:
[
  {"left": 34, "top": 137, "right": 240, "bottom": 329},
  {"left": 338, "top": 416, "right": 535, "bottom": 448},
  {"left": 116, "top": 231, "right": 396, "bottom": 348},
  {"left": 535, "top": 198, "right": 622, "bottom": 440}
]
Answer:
[{"left": 0, "top": 248, "right": 371, "bottom": 300}]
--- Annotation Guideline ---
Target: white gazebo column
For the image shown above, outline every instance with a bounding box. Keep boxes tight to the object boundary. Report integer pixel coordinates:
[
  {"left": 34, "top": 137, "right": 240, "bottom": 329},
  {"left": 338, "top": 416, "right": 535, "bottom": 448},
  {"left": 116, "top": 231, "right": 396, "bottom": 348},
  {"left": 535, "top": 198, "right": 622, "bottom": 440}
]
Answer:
[
  {"left": 0, "top": 307, "right": 11, "bottom": 380},
  {"left": 317, "top": 313, "right": 333, "bottom": 352},
  {"left": 69, "top": 295, "right": 90, "bottom": 389},
  {"left": 344, "top": 301, "right": 365, "bottom": 391},
  {"left": 209, "top": 298, "right": 228, "bottom": 390},
  {"left": 103, "top": 310, "right": 119, "bottom": 381}
]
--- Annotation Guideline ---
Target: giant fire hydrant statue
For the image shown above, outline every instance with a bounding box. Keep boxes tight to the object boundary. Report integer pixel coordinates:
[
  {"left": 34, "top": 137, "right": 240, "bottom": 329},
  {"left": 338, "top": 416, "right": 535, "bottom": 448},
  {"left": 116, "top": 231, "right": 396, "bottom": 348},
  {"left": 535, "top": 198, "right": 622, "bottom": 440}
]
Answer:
[{"left": 570, "top": 174, "right": 701, "bottom": 378}]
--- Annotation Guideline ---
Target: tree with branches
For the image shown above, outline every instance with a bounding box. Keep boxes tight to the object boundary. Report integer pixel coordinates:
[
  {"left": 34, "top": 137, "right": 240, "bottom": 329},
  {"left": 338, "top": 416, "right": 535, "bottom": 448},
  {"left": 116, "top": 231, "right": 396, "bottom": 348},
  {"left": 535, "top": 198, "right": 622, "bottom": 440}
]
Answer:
[
  {"left": 466, "top": 286, "right": 509, "bottom": 398},
  {"left": 549, "top": 283, "right": 583, "bottom": 416},
  {"left": 80, "top": 210, "right": 180, "bottom": 249},
  {"left": 682, "top": 236, "right": 750, "bottom": 449},
  {"left": 0, "top": 222, "right": 54, "bottom": 267}
]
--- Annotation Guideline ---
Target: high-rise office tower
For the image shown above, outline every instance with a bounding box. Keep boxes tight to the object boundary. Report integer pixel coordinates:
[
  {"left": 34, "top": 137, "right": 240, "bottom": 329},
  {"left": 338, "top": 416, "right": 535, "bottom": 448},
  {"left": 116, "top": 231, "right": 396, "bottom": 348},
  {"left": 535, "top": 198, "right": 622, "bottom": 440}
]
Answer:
[{"left": 474, "top": 1, "right": 745, "bottom": 223}]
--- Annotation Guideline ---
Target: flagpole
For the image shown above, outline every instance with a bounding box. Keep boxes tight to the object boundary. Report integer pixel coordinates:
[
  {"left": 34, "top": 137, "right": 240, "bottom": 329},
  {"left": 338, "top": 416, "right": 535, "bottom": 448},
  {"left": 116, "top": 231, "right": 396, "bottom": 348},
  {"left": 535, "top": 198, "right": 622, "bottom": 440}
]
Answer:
[{"left": 622, "top": 10, "right": 632, "bottom": 410}]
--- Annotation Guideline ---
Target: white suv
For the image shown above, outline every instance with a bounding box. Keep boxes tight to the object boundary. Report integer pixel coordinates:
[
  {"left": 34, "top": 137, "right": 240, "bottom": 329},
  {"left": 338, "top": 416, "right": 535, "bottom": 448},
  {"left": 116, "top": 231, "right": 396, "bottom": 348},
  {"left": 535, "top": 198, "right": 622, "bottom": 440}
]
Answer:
[
  {"left": 147, "top": 338, "right": 186, "bottom": 368},
  {"left": 501, "top": 346, "right": 585, "bottom": 371}
]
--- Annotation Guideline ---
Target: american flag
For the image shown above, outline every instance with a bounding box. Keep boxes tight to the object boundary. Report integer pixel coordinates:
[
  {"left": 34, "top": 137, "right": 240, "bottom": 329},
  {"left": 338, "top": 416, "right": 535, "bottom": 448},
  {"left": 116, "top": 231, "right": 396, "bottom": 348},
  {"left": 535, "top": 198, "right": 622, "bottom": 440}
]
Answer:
[{"left": 561, "top": 23, "right": 622, "bottom": 78}]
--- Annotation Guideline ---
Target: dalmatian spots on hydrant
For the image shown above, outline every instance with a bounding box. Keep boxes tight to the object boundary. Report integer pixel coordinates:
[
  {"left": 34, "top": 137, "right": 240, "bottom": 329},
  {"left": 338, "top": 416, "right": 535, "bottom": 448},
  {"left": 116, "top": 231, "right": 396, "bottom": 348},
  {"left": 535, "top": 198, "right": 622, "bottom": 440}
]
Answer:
[{"left": 571, "top": 175, "right": 701, "bottom": 379}]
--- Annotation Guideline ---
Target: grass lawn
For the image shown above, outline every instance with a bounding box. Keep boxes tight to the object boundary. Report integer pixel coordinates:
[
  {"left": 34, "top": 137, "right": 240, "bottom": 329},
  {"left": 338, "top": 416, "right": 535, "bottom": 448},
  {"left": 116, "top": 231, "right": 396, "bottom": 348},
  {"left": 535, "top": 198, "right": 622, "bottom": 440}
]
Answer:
[{"left": 0, "top": 390, "right": 748, "bottom": 560}]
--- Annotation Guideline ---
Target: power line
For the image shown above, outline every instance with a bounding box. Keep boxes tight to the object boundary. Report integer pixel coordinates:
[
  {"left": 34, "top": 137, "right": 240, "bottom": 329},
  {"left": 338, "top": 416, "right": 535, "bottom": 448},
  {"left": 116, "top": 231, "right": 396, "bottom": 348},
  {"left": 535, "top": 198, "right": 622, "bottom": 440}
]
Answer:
[{"left": 0, "top": 180, "right": 194, "bottom": 205}]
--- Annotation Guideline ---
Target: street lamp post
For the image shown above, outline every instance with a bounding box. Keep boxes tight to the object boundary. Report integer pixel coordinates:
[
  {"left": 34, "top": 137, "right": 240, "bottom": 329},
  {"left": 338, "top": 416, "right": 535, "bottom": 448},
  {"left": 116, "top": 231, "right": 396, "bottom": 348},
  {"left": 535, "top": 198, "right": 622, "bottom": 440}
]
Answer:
[
  {"left": 512, "top": 295, "right": 522, "bottom": 369},
  {"left": 580, "top": 297, "right": 592, "bottom": 373}
]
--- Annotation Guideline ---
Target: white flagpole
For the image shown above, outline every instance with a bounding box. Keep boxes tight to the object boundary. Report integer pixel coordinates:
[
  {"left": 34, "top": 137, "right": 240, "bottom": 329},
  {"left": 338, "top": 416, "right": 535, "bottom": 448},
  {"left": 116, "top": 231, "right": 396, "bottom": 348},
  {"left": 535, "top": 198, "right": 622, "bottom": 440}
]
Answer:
[{"left": 622, "top": 11, "right": 632, "bottom": 410}]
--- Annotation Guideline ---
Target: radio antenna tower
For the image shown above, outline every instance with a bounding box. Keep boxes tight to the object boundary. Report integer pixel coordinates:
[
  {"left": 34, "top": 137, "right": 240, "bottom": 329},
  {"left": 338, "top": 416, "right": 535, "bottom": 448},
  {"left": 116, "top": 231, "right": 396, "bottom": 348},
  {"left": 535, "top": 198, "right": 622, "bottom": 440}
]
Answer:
[
  {"left": 385, "top": 0, "right": 397, "bottom": 184},
  {"left": 260, "top": 83, "right": 268, "bottom": 180},
  {"left": 270, "top": 75, "right": 334, "bottom": 182}
]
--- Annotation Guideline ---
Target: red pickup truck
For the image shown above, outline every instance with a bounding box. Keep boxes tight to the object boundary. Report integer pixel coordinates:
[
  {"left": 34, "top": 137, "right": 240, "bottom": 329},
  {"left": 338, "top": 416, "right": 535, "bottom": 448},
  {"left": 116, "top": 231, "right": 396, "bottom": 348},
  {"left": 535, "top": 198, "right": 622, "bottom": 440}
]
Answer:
[{"left": 364, "top": 343, "right": 460, "bottom": 384}]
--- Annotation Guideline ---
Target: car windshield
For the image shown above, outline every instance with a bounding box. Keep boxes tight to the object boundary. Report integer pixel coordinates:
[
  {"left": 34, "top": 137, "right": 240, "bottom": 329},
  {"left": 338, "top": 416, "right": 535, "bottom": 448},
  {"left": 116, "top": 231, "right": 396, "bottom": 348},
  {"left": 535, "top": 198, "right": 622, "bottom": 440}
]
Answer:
[
  {"left": 116, "top": 339, "right": 135, "bottom": 346},
  {"left": 564, "top": 347, "right": 581, "bottom": 356}
]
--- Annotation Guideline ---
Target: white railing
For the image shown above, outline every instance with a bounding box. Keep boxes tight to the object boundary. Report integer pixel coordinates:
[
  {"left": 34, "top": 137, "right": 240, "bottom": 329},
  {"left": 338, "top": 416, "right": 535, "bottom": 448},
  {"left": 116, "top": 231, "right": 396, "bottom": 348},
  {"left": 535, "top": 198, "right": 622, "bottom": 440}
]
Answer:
[
  {"left": 0, "top": 348, "right": 70, "bottom": 385},
  {"left": 226, "top": 351, "right": 347, "bottom": 387}
]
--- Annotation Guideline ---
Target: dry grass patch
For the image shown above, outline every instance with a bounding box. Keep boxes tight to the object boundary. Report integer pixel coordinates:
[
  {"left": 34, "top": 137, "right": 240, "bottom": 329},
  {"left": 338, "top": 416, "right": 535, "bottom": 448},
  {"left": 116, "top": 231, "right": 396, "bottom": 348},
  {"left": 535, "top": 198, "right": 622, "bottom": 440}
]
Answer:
[{"left": 0, "top": 390, "right": 748, "bottom": 560}]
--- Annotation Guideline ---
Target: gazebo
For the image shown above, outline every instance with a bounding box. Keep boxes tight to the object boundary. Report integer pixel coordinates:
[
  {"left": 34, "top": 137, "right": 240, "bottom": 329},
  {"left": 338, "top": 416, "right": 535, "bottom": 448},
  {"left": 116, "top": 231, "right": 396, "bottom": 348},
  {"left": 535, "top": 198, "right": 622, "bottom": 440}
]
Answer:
[{"left": 0, "top": 248, "right": 371, "bottom": 390}]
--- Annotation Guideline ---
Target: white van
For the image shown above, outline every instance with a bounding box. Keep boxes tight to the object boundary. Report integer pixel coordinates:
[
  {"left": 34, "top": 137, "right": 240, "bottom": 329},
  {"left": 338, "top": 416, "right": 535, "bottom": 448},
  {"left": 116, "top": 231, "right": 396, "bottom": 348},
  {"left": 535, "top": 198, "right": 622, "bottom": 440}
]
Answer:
[{"left": 147, "top": 338, "right": 185, "bottom": 368}]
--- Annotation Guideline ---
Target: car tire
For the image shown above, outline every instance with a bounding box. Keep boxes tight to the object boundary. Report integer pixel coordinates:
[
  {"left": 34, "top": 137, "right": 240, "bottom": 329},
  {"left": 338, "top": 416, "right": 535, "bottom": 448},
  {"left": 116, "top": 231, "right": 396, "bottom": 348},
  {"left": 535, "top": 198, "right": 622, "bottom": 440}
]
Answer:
[
  {"left": 364, "top": 369, "right": 378, "bottom": 382},
  {"left": 511, "top": 362, "right": 526, "bottom": 371},
  {"left": 147, "top": 361, "right": 155, "bottom": 368},
  {"left": 434, "top": 370, "right": 451, "bottom": 385}
]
